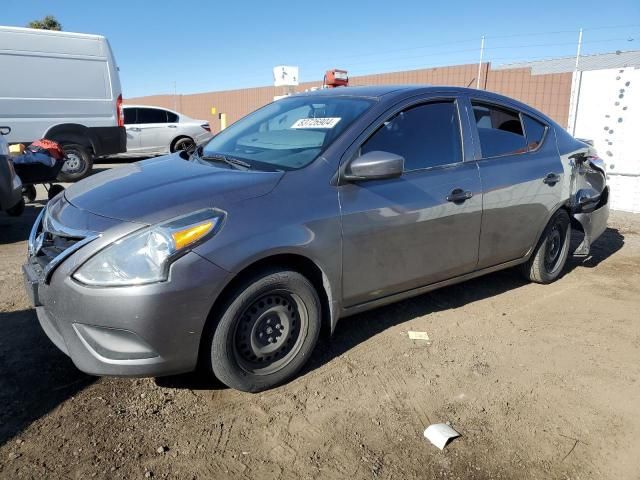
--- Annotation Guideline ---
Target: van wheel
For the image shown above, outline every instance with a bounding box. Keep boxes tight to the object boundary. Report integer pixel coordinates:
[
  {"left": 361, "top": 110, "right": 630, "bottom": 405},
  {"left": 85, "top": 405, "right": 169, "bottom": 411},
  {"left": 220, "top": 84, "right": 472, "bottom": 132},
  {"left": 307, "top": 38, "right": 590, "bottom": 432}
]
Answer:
[
  {"left": 208, "top": 269, "right": 321, "bottom": 392},
  {"left": 58, "top": 144, "right": 93, "bottom": 182},
  {"left": 522, "top": 209, "right": 571, "bottom": 284}
]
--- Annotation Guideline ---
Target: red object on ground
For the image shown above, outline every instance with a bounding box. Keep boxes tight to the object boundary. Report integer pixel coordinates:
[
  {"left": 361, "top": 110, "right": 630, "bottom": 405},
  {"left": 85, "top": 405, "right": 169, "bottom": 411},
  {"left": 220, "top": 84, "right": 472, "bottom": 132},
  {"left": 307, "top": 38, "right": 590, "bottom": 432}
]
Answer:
[{"left": 30, "top": 139, "right": 65, "bottom": 160}]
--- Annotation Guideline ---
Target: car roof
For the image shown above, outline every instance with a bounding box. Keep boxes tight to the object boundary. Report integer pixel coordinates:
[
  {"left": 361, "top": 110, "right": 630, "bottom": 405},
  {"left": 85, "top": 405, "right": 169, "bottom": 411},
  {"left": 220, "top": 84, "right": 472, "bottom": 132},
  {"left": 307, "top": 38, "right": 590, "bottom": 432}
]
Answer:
[
  {"left": 124, "top": 105, "right": 176, "bottom": 111},
  {"left": 293, "top": 84, "right": 506, "bottom": 98},
  {"left": 293, "top": 85, "right": 419, "bottom": 98},
  {"left": 293, "top": 85, "right": 557, "bottom": 125}
]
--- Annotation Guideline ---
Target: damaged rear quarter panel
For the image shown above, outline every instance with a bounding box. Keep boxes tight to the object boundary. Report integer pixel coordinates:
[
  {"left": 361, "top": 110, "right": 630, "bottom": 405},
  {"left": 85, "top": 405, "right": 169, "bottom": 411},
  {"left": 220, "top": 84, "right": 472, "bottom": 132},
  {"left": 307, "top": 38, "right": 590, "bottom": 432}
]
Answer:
[{"left": 556, "top": 127, "right": 609, "bottom": 256}]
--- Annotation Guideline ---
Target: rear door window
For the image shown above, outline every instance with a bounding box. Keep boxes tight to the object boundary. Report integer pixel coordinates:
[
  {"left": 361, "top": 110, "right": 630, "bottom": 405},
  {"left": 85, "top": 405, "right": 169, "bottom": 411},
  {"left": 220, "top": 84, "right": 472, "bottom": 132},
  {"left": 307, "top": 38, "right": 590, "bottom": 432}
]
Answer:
[
  {"left": 522, "top": 114, "right": 548, "bottom": 151},
  {"left": 361, "top": 101, "right": 463, "bottom": 171},
  {"left": 123, "top": 108, "right": 137, "bottom": 125},
  {"left": 472, "top": 102, "right": 527, "bottom": 158},
  {"left": 137, "top": 108, "right": 167, "bottom": 124},
  {"left": 166, "top": 111, "right": 179, "bottom": 123}
]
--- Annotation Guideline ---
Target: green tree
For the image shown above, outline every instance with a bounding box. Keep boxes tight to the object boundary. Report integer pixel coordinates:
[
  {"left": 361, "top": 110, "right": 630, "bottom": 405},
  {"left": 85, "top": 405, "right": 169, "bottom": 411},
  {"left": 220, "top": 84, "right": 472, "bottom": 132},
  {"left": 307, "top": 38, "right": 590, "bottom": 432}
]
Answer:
[{"left": 27, "top": 15, "right": 62, "bottom": 31}]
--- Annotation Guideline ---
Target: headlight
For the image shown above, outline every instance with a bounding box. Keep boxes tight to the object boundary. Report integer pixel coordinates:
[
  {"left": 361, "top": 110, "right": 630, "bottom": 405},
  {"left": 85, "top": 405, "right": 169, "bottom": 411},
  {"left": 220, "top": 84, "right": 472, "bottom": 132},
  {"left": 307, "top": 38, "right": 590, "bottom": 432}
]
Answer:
[{"left": 73, "top": 209, "right": 225, "bottom": 286}]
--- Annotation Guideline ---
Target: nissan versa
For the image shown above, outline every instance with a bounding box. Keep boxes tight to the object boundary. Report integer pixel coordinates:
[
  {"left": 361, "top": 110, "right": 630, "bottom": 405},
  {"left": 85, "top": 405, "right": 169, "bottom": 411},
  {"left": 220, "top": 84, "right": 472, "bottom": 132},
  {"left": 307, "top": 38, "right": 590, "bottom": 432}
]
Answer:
[{"left": 23, "top": 86, "right": 609, "bottom": 392}]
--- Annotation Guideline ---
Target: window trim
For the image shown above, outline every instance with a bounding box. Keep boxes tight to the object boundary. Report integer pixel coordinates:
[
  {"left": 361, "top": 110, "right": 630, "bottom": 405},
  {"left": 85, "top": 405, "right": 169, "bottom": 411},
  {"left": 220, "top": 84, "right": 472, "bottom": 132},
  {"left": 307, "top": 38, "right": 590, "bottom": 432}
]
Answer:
[
  {"left": 352, "top": 97, "right": 466, "bottom": 175},
  {"left": 470, "top": 97, "right": 552, "bottom": 159},
  {"left": 520, "top": 112, "right": 549, "bottom": 154}
]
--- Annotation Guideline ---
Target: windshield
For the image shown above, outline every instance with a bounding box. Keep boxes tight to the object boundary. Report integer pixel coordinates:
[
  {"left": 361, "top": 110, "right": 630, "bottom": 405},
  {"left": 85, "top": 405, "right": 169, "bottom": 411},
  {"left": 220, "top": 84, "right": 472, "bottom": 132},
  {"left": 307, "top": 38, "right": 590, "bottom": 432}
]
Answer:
[{"left": 201, "top": 96, "right": 374, "bottom": 170}]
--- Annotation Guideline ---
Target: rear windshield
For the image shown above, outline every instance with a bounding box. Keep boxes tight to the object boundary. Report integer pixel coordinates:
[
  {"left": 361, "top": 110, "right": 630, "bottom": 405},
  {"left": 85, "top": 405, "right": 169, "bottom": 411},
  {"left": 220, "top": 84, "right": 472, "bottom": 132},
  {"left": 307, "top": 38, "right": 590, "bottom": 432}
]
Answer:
[{"left": 202, "top": 96, "right": 374, "bottom": 170}]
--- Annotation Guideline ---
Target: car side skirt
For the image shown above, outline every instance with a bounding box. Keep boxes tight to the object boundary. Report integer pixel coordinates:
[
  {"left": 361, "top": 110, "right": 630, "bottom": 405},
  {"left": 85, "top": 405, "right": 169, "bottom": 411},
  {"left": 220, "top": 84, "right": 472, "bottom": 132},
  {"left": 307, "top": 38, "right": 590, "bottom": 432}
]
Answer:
[{"left": 340, "top": 257, "right": 528, "bottom": 319}]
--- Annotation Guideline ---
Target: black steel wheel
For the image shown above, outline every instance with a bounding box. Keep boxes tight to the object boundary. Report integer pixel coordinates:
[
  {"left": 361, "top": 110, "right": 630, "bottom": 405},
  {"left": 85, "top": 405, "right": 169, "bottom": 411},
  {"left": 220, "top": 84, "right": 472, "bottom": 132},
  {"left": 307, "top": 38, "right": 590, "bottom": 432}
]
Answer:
[
  {"left": 209, "top": 269, "right": 321, "bottom": 392},
  {"left": 233, "top": 291, "right": 308, "bottom": 375},
  {"left": 544, "top": 223, "right": 563, "bottom": 273},
  {"left": 522, "top": 209, "right": 571, "bottom": 284}
]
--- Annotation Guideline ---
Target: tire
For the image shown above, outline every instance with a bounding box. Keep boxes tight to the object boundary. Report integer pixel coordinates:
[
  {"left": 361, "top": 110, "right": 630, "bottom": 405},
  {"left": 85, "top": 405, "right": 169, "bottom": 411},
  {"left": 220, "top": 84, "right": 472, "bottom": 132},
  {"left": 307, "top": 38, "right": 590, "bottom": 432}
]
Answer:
[
  {"left": 209, "top": 269, "right": 321, "bottom": 392},
  {"left": 58, "top": 144, "right": 93, "bottom": 182},
  {"left": 171, "top": 137, "right": 195, "bottom": 153},
  {"left": 22, "top": 185, "right": 37, "bottom": 203},
  {"left": 522, "top": 209, "right": 571, "bottom": 284},
  {"left": 6, "top": 198, "right": 25, "bottom": 217},
  {"left": 47, "top": 184, "right": 65, "bottom": 201}
]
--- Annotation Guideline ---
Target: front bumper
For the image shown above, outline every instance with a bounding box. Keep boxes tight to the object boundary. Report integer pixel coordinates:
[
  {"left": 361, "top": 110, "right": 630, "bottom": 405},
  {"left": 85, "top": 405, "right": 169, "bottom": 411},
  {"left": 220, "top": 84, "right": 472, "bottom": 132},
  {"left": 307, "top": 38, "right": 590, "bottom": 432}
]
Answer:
[{"left": 24, "top": 239, "right": 230, "bottom": 377}]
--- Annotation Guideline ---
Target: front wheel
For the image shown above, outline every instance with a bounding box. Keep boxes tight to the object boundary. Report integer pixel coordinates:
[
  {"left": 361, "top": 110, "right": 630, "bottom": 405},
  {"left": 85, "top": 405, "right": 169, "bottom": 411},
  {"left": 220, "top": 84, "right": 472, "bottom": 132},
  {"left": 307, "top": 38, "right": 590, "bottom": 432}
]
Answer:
[
  {"left": 209, "top": 270, "right": 321, "bottom": 392},
  {"left": 58, "top": 144, "right": 93, "bottom": 182},
  {"left": 522, "top": 209, "right": 571, "bottom": 284}
]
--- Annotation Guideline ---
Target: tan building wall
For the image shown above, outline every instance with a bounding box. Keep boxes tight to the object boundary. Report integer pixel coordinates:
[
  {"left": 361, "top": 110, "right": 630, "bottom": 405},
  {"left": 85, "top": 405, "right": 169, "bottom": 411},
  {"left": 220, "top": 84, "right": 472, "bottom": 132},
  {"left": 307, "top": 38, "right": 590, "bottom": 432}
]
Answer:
[{"left": 126, "top": 63, "right": 572, "bottom": 133}]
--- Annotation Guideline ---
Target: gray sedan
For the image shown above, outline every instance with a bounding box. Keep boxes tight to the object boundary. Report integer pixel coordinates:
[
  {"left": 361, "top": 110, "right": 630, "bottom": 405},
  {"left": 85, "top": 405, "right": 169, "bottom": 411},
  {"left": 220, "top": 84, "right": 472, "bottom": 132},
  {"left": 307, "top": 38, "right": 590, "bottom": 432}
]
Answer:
[{"left": 23, "top": 86, "right": 609, "bottom": 392}]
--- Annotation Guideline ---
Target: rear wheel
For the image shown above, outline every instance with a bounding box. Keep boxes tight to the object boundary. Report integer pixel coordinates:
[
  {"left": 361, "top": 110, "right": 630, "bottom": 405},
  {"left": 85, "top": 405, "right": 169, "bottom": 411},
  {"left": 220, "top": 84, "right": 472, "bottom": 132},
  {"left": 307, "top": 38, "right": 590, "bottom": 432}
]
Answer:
[
  {"left": 58, "top": 144, "right": 93, "bottom": 182},
  {"left": 172, "top": 137, "right": 195, "bottom": 153},
  {"left": 522, "top": 209, "right": 571, "bottom": 284},
  {"left": 209, "top": 269, "right": 321, "bottom": 392}
]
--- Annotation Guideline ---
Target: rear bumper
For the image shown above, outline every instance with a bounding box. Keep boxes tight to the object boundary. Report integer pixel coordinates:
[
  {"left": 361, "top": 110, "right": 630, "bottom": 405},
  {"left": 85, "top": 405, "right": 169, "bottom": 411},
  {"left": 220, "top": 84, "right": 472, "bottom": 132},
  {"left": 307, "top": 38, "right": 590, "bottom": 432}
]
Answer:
[
  {"left": 573, "top": 187, "right": 610, "bottom": 256},
  {"left": 24, "top": 251, "right": 231, "bottom": 377},
  {"left": 89, "top": 126, "right": 126, "bottom": 157},
  {"left": 194, "top": 130, "right": 213, "bottom": 145}
]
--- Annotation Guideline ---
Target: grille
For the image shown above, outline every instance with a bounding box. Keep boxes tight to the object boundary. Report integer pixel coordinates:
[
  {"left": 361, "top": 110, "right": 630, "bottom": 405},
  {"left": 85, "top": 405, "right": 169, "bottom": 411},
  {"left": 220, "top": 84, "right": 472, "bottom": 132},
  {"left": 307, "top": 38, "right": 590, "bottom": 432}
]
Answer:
[
  {"left": 34, "top": 231, "right": 82, "bottom": 270},
  {"left": 28, "top": 206, "right": 98, "bottom": 283}
]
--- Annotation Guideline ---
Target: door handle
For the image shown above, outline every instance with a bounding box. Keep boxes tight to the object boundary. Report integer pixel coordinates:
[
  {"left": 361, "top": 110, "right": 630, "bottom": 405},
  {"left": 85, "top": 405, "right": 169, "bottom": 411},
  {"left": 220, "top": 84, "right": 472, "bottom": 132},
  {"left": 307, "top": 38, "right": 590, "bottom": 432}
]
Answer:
[
  {"left": 446, "top": 188, "right": 473, "bottom": 203},
  {"left": 168, "top": 125, "right": 177, "bottom": 128},
  {"left": 129, "top": 127, "right": 141, "bottom": 132},
  {"left": 543, "top": 173, "right": 561, "bottom": 185}
]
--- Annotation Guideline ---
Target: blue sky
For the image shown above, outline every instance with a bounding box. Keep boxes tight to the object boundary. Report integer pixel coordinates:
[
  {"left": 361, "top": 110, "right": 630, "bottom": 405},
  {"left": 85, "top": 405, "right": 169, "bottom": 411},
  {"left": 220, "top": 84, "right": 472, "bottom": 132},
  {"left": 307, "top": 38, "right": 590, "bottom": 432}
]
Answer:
[{"left": 4, "top": 0, "right": 640, "bottom": 98}]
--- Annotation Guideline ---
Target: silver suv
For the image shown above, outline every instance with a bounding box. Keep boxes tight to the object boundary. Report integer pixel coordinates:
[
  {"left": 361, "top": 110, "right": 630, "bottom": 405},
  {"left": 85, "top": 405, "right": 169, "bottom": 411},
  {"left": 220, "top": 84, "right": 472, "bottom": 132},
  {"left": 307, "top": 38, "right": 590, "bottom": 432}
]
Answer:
[{"left": 23, "top": 86, "right": 609, "bottom": 392}]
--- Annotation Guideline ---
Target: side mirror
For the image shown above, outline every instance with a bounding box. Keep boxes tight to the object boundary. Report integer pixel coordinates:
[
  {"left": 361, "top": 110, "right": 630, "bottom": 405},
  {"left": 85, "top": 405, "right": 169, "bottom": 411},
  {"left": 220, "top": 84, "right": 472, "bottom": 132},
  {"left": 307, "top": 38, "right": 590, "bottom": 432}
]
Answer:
[{"left": 344, "top": 151, "right": 404, "bottom": 182}]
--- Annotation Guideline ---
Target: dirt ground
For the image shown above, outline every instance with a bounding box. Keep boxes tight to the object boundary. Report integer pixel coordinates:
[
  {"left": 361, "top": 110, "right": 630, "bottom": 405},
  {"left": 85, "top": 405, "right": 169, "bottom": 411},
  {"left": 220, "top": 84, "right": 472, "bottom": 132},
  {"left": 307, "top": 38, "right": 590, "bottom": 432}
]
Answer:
[{"left": 1, "top": 173, "right": 639, "bottom": 479}]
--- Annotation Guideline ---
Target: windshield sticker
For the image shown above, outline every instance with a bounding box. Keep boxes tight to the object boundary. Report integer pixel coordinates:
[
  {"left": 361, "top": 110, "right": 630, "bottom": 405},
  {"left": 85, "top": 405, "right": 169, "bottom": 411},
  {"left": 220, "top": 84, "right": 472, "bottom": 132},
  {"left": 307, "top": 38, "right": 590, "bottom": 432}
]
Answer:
[{"left": 290, "top": 117, "right": 341, "bottom": 129}]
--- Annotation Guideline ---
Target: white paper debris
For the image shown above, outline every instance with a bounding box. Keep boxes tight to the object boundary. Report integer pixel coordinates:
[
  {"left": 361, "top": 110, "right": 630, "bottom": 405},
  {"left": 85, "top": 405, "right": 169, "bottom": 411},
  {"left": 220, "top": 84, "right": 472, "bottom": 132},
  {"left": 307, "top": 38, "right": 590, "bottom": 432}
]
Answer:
[
  {"left": 290, "top": 117, "right": 341, "bottom": 129},
  {"left": 408, "top": 331, "right": 430, "bottom": 341},
  {"left": 423, "top": 423, "right": 461, "bottom": 450}
]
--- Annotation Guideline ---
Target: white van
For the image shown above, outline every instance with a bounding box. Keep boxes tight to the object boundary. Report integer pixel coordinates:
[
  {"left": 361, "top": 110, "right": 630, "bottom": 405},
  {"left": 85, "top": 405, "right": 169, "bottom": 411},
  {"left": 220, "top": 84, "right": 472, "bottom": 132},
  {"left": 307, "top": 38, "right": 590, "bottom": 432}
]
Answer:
[{"left": 0, "top": 26, "right": 126, "bottom": 181}]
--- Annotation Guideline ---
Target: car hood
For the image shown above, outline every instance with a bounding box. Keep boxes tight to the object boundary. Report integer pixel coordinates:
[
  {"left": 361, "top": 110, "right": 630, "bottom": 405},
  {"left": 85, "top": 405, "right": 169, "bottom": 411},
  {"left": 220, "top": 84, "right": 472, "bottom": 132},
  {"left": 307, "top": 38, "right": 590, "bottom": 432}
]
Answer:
[{"left": 64, "top": 154, "right": 284, "bottom": 225}]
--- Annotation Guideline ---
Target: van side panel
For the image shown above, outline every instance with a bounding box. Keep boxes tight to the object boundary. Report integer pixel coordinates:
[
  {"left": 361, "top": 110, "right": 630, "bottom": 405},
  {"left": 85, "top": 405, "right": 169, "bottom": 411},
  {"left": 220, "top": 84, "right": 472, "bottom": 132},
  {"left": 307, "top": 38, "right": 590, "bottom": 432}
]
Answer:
[
  {"left": 0, "top": 27, "right": 125, "bottom": 155},
  {"left": 2, "top": 55, "right": 110, "bottom": 99}
]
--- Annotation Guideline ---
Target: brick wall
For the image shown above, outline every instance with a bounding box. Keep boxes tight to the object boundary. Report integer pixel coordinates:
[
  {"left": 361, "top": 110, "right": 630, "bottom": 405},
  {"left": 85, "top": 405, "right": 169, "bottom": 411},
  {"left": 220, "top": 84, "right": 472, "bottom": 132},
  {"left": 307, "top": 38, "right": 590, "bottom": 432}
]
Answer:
[{"left": 126, "top": 63, "right": 572, "bottom": 133}]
